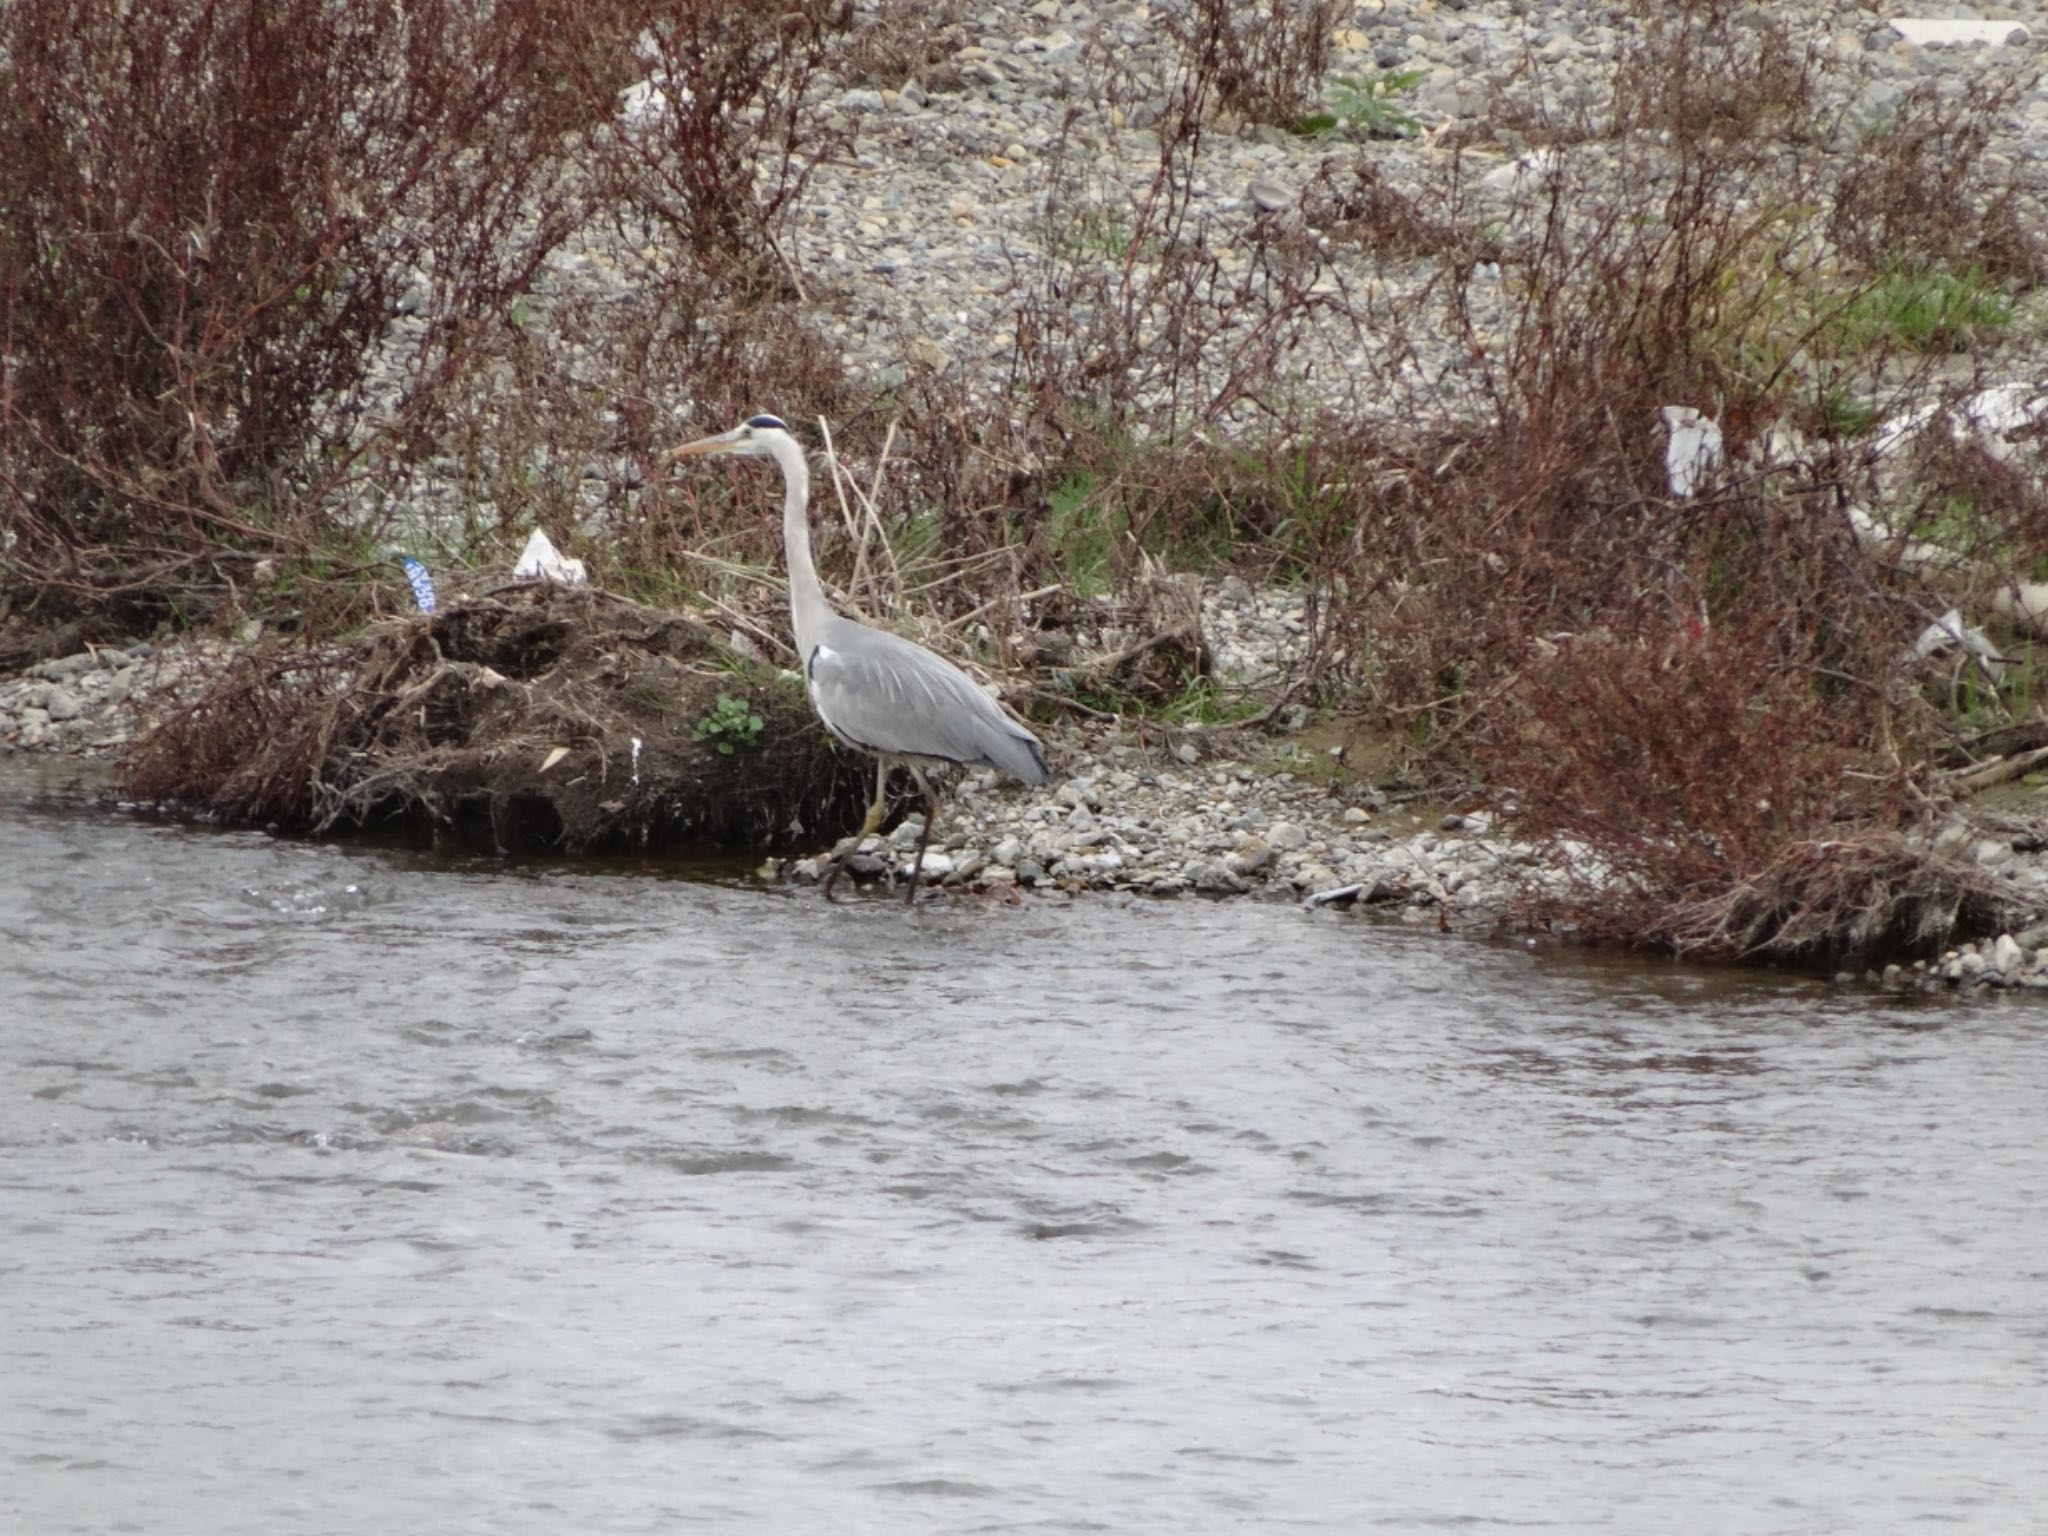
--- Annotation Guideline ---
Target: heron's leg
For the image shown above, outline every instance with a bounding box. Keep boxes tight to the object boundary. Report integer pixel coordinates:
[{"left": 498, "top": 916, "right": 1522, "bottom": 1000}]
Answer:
[
  {"left": 903, "top": 766, "right": 942, "bottom": 905},
  {"left": 820, "top": 757, "right": 890, "bottom": 901}
]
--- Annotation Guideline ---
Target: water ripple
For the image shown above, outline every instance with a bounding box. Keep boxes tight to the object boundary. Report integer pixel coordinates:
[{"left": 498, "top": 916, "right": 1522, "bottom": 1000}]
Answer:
[{"left": 3, "top": 779, "right": 2047, "bottom": 1535}]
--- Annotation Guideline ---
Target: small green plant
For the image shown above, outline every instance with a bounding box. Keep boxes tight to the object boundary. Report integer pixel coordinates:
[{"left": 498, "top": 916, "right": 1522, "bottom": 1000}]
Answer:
[
  {"left": 1158, "top": 675, "right": 1267, "bottom": 726},
  {"left": 1267, "top": 444, "right": 1350, "bottom": 567},
  {"left": 1809, "top": 383, "right": 1881, "bottom": 439},
  {"left": 1903, "top": 493, "right": 1976, "bottom": 552},
  {"left": 1831, "top": 265, "right": 2014, "bottom": 354},
  {"left": 1040, "top": 204, "right": 1138, "bottom": 261},
  {"left": 1298, "top": 68, "right": 1426, "bottom": 140},
  {"left": 1047, "top": 471, "right": 1120, "bottom": 596},
  {"left": 692, "top": 693, "right": 764, "bottom": 754}
]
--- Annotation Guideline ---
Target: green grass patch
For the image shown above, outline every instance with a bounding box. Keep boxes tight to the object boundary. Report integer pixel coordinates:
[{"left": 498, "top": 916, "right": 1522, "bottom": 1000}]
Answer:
[
  {"left": 1047, "top": 471, "right": 1123, "bottom": 597},
  {"left": 1831, "top": 265, "right": 2014, "bottom": 354},
  {"left": 1808, "top": 383, "right": 1882, "bottom": 439}
]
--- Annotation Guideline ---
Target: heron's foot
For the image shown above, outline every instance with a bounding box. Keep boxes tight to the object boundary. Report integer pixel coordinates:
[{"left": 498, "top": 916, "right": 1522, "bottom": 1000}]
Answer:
[
  {"left": 819, "top": 862, "right": 849, "bottom": 902},
  {"left": 817, "top": 833, "right": 883, "bottom": 900}
]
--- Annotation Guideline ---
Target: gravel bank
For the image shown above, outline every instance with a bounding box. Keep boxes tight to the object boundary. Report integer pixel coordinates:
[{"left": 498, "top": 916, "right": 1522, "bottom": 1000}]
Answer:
[
  {"left": 13, "top": 0, "right": 2048, "bottom": 990},
  {"left": 12, "top": 593, "right": 2048, "bottom": 993}
]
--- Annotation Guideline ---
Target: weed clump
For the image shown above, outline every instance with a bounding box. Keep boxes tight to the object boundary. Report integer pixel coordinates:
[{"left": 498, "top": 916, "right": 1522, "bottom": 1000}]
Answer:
[
  {"left": 0, "top": 0, "right": 599, "bottom": 633},
  {"left": 1310, "top": 0, "right": 2048, "bottom": 963}
]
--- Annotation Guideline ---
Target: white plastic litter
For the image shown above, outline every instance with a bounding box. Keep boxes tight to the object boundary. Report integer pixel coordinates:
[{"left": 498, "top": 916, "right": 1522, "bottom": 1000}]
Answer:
[
  {"left": 1874, "top": 384, "right": 2048, "bottom": 465},
  {"left": 513, "top": 529, "right": 587, "bottom": 585},
  {"left": 1889, "top": 19, "right": 2030, "bottom": 48},
  {"left": 1661, "top": 405, "right": 1723, "bottom": 498},
  {"left": 1954, "top": 384, "right": 2048, "bottom": 463},
  {"left": 617, "top": 30, "right": 698, "bottom": 126},
  {"left": 1910, "top": 607, "right": 2007, "bottom": 681}
]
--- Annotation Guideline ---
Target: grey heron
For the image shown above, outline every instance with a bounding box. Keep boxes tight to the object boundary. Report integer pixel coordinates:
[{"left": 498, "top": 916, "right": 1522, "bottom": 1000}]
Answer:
[{"left": 672, "top": 414, "right": 1050, "bottom": 901}]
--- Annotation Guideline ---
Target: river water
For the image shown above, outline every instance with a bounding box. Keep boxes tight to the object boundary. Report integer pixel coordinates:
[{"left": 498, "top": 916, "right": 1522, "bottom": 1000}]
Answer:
[{"left": 3, "top": 763, "right": 2046, "bottom": 1534}]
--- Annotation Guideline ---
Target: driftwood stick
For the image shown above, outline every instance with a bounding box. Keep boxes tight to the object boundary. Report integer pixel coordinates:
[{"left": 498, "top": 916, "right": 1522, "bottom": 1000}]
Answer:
[
  {"left": 1068, "top": 625, "right": 1202, "bottom": 681},
  {"left": 1954, "top": 745, "right": 2048, "bottom": 794}
]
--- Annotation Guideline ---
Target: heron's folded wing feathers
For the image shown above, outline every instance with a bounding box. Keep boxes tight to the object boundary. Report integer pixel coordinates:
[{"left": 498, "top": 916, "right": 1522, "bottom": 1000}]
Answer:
[{"left": 806, "top": 624, "right": 1048, "bottom": 783}]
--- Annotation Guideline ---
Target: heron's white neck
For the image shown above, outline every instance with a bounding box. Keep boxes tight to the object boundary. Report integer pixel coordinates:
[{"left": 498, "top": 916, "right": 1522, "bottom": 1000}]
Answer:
[{"left": 766, "top": 432, "right": 830, "bottom": 662}]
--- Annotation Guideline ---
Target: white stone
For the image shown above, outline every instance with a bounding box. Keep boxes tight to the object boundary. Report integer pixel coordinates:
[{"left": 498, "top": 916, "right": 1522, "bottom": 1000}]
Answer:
[
  {"left": 1889, "top": 19, "right": 2029, "bottom": 48},
  {"left": 1970, "top": 838, "right": 2013, "bottom": 869},
  {"left": 1481, "top": 149, "right": 1564, "bottom": 194},
  {"left": 1247, "top": 175, "right": 1292, "bottom": 213}
]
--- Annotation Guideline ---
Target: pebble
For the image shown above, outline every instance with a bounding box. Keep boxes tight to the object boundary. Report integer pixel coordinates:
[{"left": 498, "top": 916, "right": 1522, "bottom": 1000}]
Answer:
[{"left": 1227, "top": 840, "right": 1275, "bottom": 877}]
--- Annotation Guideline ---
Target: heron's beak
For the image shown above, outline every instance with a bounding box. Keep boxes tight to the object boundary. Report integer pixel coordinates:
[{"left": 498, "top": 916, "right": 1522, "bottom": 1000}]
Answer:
[{"left": 671, "top": 429, "right": 743, "bottom": 460}]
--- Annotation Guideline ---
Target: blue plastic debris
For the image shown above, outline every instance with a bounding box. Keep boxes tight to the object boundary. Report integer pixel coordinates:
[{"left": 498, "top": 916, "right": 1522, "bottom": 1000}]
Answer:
[{"left": 400, "top": 557, "right": 438, "bottom": 615}]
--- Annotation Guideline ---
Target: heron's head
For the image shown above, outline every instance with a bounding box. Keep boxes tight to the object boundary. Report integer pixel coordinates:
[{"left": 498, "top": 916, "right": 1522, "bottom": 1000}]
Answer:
[{"left": 672, "top": 413, "right": 792, "bottom": 462}]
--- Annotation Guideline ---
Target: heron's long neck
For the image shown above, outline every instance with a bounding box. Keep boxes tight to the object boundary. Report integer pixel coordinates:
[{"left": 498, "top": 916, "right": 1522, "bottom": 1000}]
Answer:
[{"left": 774, "top": 438, "right": 830, "bottom": 662}]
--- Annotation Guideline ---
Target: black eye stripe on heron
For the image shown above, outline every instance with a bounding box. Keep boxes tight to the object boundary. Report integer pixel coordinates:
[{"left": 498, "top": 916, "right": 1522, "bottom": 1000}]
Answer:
[{"left": 670, "top": 415, "right": 1051, "bottom": 904}]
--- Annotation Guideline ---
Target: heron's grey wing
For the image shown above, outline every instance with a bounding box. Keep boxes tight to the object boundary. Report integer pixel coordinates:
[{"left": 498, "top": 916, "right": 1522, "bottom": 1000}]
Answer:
[{"left": 805, "top": 622, "right": 1049, "bottom": 783}]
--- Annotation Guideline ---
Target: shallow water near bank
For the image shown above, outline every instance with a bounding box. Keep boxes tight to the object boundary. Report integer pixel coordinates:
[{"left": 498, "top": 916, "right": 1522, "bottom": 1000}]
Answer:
[{"left": 3, "top": 765, "right": 2047, "bottom": 1535}]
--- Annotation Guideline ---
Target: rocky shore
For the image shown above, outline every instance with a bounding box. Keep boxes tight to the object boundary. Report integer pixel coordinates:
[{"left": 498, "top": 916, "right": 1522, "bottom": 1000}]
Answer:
[
  {"left": 0, "top": 642, "right": 228, "bottom": 759},
  {"left": 11, "top": 586, "right": 2048, "bottom": 995},
  {"left": 11, "top": 0, "right": 2048, "bottom": 992},
  {"left": 793, "top": 0, "right": 2048, "bottom": 413}
]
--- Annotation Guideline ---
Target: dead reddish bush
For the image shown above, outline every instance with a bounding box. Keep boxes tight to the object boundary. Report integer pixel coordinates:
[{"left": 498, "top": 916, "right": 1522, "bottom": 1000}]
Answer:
[
  {"left": 0, "top": 0, "right": 597, "bottom": 626},
  {"left": 1607, "top": 0, "right": 1823, "bottom": 146},
  {"left": 567, "top": 0, "right": 849, "bottom": 292},
  {"left": 1159, "top": 0, "right": 1344, "bottom": 127},
  {"left": 1831, "top": 72, "right": 2046, "bottom": 285},
  {"left": 838, "top": 0, "right": 972, "bottom": 91},
  {"left": 1482, "top": 601, "right": 1893, "bottom": 907}
]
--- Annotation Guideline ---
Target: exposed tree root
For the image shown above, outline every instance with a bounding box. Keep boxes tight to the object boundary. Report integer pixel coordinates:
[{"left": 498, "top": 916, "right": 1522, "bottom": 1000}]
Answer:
[
  {"left": 122, "top": 585, "right": 873, "bottom": 854},
  {"left": 1660, "top": 836, "right": 2033, "bottom": 968}
]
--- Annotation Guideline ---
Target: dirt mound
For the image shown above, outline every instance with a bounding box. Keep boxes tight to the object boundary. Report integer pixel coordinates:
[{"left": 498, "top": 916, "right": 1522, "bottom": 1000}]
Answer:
[{"left": 122, "top": 585, "right": 871, "bottom": 853}]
